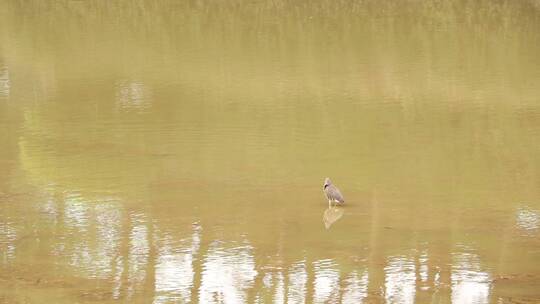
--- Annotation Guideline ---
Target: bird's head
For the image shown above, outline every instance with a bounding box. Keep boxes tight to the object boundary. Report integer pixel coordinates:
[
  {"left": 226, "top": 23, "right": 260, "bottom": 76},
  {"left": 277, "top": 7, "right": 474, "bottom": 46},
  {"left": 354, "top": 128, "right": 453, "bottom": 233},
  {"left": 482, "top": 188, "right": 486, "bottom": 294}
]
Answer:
[{"left": 323, "top": 177, "right": 331, "bottom": 189}]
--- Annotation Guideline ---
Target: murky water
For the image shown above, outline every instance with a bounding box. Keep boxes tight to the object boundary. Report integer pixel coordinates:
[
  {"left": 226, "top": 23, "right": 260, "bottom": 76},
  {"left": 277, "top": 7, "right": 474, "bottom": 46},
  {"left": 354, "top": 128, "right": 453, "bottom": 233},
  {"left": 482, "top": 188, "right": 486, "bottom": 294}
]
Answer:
[{"left": 1, "top": 1, "right": 540, "bottom": 303}]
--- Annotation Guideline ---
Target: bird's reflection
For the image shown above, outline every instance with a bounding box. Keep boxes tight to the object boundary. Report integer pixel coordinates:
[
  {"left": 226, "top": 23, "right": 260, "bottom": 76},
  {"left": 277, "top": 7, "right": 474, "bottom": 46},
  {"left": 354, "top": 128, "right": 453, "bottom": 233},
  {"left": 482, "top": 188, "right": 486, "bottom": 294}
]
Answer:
[{"left": 323, "top": 206, "right": 344, "bottom": 229}]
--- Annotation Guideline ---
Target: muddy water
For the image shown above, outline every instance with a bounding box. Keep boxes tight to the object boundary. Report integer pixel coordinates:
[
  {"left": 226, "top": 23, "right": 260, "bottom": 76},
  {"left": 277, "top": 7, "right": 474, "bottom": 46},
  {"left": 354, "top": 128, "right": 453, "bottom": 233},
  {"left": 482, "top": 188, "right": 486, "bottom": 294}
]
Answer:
[{"left": 1, "top": 1, "right": 540, "bottom": 303}]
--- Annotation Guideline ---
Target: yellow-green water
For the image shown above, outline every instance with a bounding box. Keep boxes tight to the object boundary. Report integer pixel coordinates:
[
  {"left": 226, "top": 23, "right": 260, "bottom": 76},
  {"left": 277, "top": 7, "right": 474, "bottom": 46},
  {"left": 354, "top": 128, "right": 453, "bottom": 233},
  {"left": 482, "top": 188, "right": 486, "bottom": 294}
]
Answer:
[{"left": 1, "top": 1, "right": 540, "bottom": 303}]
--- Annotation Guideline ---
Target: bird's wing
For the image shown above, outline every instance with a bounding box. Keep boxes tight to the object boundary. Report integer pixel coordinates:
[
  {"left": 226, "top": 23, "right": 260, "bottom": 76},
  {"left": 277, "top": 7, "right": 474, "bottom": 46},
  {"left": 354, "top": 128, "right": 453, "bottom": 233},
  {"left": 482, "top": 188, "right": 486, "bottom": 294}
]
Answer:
[{"left": 328, "top": 185, "right": 345, "bottom": 202}]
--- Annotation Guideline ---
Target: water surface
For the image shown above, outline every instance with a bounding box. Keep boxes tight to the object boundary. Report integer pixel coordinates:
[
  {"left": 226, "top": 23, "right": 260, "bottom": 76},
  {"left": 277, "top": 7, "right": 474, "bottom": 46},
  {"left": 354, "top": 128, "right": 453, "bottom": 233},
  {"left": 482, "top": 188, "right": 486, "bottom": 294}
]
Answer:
[{"left": 1, "top": 0, "right": 540, "bottom": 303}]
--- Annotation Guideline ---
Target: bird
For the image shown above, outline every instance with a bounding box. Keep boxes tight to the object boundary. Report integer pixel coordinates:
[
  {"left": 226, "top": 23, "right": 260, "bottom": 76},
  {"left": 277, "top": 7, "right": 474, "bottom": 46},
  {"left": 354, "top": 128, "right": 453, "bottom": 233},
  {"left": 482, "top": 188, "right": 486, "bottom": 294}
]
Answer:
[{"left": 323, "top": 177, "right": 345, "bottom": 207}]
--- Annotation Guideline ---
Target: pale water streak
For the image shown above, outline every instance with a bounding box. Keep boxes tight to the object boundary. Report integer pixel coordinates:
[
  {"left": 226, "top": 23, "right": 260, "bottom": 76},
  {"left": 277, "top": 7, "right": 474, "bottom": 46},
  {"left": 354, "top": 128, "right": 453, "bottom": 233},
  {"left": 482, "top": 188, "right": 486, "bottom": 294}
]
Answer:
[
  {"left": 451, "top": 249, "right": 491, "bottom": 304},
  {"left": 153, "top": 225, "right": 201, "bottom": 303},
  {"left": 341, "top": 271, "right": 369, "bottom": 304},
  {"left": 384, "top": 255, "right": 416, "bottom": 304},
  {"left": 0, "top": 220, "right": 17, "bottom": 263},
  {"left": 0, "top": 64, "right": 10, "bottom": 98},
  {"left": 516, "top": 206, "right": 540, "bottom": 234},
  {"left": 313, "top": 259, "right": 340, "bottom": 304},
  {"left": 199, "top": 242, "right": 257, "bottom": 303},
  {"left": 286, "top": 261, "right": 308, "bottom": 304}
]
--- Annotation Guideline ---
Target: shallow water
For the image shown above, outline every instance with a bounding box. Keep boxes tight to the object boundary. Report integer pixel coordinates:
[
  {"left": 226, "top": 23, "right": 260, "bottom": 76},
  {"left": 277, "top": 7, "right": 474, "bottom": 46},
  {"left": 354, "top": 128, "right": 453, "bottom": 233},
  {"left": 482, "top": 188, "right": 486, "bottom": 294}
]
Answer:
[{"left": 1, "top": 0, "right": 540, "bottom": 303}]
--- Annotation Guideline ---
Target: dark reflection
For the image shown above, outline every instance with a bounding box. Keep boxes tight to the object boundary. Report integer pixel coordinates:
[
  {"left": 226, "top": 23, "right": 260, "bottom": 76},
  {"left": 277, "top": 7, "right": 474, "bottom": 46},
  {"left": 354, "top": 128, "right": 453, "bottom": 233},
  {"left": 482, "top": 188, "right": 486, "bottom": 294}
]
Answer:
[{"left": 322, "top": 206, "right": 344, "bottom": 229}]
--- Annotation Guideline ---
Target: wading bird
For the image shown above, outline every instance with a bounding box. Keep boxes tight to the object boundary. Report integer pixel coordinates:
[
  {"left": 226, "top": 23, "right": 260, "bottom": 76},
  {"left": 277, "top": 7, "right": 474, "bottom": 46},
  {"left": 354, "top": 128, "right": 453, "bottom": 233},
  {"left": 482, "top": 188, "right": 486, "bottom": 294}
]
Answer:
[{"left": 323, "top": 178, "right": 345, "bottom": 207}]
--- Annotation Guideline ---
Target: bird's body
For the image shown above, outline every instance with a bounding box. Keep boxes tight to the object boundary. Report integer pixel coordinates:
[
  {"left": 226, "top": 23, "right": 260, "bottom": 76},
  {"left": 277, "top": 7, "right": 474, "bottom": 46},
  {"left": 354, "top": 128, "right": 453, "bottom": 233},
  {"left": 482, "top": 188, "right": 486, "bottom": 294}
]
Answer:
[{"left": 323, "top": 178, "right": 344, "bottom": 206}]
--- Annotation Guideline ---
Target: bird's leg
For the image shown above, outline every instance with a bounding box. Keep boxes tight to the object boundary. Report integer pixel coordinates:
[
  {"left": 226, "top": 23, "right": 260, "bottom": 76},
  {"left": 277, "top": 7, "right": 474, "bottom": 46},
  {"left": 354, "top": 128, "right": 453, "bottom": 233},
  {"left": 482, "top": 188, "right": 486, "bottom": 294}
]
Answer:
[{"left": 328, "top": 200, "right": 332, "bottom": 208}]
